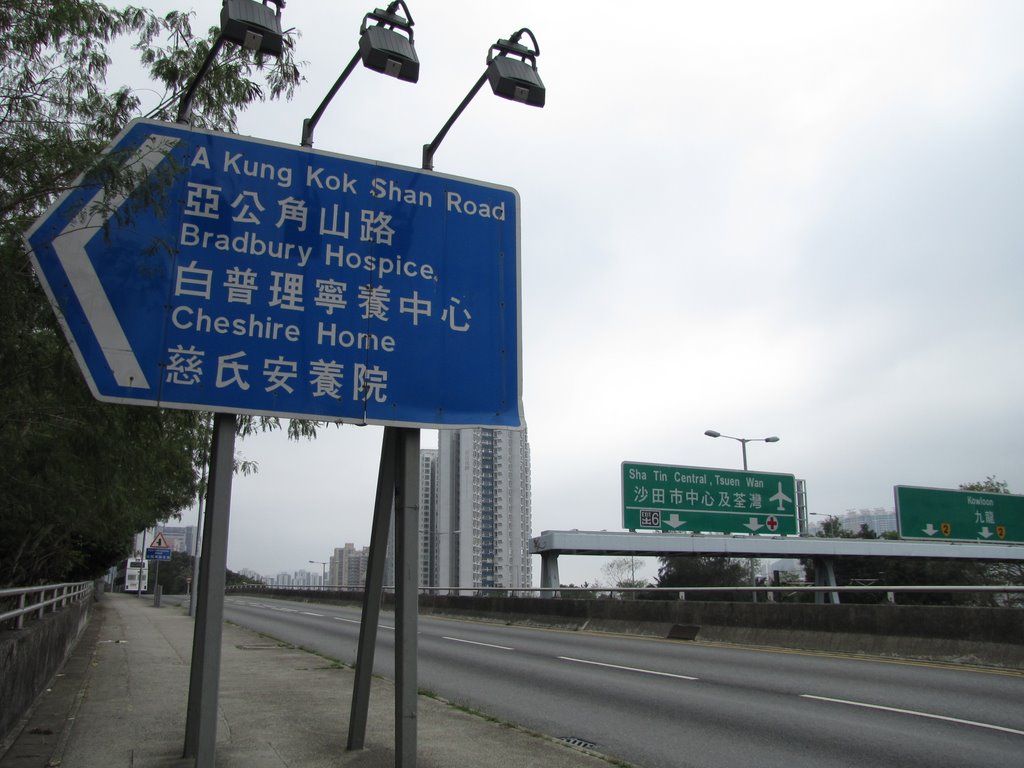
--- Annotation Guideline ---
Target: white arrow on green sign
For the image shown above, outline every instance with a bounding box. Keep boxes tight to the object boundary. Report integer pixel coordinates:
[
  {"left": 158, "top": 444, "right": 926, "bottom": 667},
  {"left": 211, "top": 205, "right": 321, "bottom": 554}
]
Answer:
[
  {"left": 621, "top": 461, "right": 798, "bottom": 535},
  {"left": 895, "top": 485, "right": 1023, "bottom": 544}
]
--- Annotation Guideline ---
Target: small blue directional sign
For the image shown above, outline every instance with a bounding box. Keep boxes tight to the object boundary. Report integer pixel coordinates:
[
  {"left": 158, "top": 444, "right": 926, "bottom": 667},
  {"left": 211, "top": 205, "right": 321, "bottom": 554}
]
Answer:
[
  {"left": 25, "top": 119, "right": 523, "bottom": 428},
  {"left": 145, "top": 547, "right": 172, "bottom": 561}
]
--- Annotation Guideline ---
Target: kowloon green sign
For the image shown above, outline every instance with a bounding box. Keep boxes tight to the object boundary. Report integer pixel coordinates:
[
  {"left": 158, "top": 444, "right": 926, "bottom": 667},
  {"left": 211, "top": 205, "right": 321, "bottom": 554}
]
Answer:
[
  {"left": 622, "top": 461, "right": 798, "bottom": 535},
  {"left": 895, "top": 485, "right": 1024, "bottom": 544}
]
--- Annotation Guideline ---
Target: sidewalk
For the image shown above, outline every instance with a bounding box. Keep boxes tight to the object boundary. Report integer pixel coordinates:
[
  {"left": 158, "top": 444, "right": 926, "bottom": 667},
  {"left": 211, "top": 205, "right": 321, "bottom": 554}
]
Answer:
[{"left": 2, "top": 593, "right": 623, "bottom": 768}]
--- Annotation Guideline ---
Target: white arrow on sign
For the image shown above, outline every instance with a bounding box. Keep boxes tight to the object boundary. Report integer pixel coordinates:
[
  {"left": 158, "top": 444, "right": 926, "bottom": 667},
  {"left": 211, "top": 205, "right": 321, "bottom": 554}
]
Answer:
[
  {"left": 49, "top": 134, "right": 179, "bottom": 389},
  {"left": 665, "top": 514, "right": 686, "bottom": 529},
  {"left": 922, "top": 523, "right": 939, "bottom": 536},
  {"left": 744, "top": 517, "right": 764, "bottom": 532},
  {"left": 979, "top": 526, "right": 994, "bottom": 539}
]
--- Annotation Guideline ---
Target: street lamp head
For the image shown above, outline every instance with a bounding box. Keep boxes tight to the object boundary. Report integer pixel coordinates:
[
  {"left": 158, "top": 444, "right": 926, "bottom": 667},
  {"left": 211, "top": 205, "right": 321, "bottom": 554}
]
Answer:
[
  {"left": 486, "top": 28, "right": 545, "bottom": 106},
  {"left": 301, "top": 1, "right": 419, "bottom": 147},
  {"left": 359, "top": 2, "right": 420, "bottom": 83},
  {"left": 704, "top": 430, "right": 721, "bottom": 438},
  {"left": 179, "top": 0, "right": 288, "bottom": 122},
  {"left": 220, "top": 0, "right": 286, "bottom": 57},
  {"left": 422, "top": 24, "right": 545, "bottom": 169},
  {"left": 765, "top": 436, "right": 780, "bottom": 443}
]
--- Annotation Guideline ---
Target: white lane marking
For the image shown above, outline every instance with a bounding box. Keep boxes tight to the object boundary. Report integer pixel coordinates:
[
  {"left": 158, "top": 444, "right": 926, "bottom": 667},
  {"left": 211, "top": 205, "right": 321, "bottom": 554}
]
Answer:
[
  {"left": 801, "top": 695, "right": 1024, "bottom": 736},
  {"left": 300, "top": 611, "right": 324, "bottom": 617},
  {"left": 558, "top": 656, "right": 698, "bottom": 681},
  {"left": 442, "top": 636, "right": 514, "bottom": 651},
  {"left": 332, "top": 616, "right": 394, "bottom": 630}
]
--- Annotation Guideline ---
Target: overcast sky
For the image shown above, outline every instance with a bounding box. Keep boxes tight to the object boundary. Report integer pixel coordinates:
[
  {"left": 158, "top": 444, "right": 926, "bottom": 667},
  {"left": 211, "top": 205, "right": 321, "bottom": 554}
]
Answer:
[{"left": 138, "top": 1, "right": 1024, "bottom": 586}]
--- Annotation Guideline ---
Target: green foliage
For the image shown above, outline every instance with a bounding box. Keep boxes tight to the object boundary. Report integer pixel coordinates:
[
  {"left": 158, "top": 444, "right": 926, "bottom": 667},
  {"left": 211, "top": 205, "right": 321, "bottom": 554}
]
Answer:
[
  {"left": 151, "top": 550, "right": 194, "bottom": 594},
  {"left": 558, "top": 582, "right": 598, "bottom": 599},
  {"left": 147, "top": 552, "right": 261, "bottom": 594},
  {"left": 959, "top": 476, "right": 1010, "bottom": 494},
  {"left": 0, "top": 1, "right": 304, "bottom": 588},
  {"left": 657, "top": 555, "right": 752, "bottom": 601}
]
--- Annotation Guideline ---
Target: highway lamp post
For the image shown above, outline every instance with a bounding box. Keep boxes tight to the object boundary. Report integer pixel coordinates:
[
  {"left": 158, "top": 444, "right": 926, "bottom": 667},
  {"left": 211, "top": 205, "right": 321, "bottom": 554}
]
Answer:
[
  {"left": 418, "top": 24, "right": 545, "bottom": 604},
  {"left": 290, "top": 16, "right": 545, "bottom": 765},
  {"left": 704, "top": 430, "right": 781, "bottom": 601},
  {"left": 308, "top": 559, "right": 328, "bottom": 588},
  {"left": 176, "top": 4, "right": 287, "bottom": 766},
  {"left": 703, "top": 429, "right": 780, "bottom": 471},
  {"left": 293, "top": 6, "right": 421, "bottom": 763},
  {"left": 354, "top": 28, "right": 547, "bottom": 763}
]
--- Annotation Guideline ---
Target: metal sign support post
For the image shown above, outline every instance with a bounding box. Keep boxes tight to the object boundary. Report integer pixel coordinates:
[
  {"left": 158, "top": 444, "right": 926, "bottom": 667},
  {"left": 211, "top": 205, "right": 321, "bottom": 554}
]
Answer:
[
  {"left": 137, "top": 530, "right": 146, "bottom": 596},
  {"left": 394, "top": 427, "right": 420, "bottom": 766},
  {"left": 346, "top": 426, "right": 419, "bottom": 766},
  {"left": 348, "top": 427, "right": 398, "bottom": 749},
  {"left": 189, "top": 425, "right": 211, "bottom": 618},
  {"left": 183, "top": 412, "right": 237, "bottom": 766},
  {"left": 153, "top": 559, "right": 162, "bottom": 608}
]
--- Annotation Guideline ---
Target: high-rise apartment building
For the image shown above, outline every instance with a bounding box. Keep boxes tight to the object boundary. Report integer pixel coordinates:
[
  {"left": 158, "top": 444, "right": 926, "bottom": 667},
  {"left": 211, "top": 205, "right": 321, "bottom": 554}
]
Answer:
[
  {"left": 329, "top": 542, "right": 371, "bottom": 587},
  {"left": 427, "top": 428, "right": 532, "bottom": 590},
  {"left": 839, "top": 508, "right": 898, "bottom": 536},
  {"left": 419, "top": 449, "right": 439, "bottom": 587}
]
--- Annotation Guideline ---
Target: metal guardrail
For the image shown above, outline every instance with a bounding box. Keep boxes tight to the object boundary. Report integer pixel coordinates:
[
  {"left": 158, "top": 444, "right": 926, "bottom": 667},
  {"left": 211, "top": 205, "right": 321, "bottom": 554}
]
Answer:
[
  {"left": 0, "top": 581, "right": 94, "bottom": 630},
  {"left": 230, "top": 583, "right": 1024, "bottom": 599}
]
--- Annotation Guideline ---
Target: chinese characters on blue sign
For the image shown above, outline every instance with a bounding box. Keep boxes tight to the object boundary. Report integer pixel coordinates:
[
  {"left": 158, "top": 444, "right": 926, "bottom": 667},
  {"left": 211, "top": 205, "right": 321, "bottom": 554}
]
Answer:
[{"left": 25, "top": 120, "right": 523, "bottom": 428}]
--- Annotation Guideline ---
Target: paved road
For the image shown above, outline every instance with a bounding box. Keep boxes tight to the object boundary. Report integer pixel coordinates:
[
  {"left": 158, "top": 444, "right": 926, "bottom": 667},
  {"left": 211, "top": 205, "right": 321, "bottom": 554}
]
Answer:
[{"left": 221, "top": 596, "right": 1024, "bottom": 768}]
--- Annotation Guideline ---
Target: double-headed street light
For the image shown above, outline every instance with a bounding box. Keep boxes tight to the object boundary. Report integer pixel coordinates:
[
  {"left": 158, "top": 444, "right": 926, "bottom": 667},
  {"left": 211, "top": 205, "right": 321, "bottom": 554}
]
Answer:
[
  {"left": 704, "top": 429, "right": 780, "bottom": 471},
  {"left": 422, "top": 27, "right": 545, "bottom": 170},
  {"left": 301, "top": 1, "right": 420, "bottom": 147},
  {"left": 704, "top": 430, "right": 780, "bottom": 602}
]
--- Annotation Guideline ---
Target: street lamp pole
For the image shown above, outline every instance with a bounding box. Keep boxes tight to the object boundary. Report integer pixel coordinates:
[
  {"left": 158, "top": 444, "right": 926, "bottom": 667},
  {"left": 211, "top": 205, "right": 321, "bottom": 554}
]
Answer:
[
  {"left": 178, "top": 5, "right": 287, "bottom": 765},
  {"left": 703, "top": 430, "right": 780, "bottom": 471},
  {"left": 308, "top": 560, "right": 328, "bottom": 588},
  {"left": 294, "top": 8, "right": 421, "bottom": 763},
  {"left": 704, "top": 429, "right": 780, "bottom": 603}
]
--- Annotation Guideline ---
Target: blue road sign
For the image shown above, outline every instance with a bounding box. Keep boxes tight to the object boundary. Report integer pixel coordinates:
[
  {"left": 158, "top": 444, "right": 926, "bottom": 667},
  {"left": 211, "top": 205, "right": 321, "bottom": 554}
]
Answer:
[
  {"left": 25, "top": 119, "right": 523, "bottom": 428},
  {"left": 145, "top": 547, "right": 172, "bottom": 561}
]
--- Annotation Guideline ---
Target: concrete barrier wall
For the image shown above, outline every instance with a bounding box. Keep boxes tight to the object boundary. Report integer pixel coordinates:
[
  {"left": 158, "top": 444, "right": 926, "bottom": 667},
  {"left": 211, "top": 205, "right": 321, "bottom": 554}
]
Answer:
[
  {"left": 243, "top": 588, "right": 1024, "bottom": 669},
  {"left": 0, "top": 594, "right": 92, "bottom": 745},
  {"left": 416, "top": 595, "right": 1024, "bottom": 668}
]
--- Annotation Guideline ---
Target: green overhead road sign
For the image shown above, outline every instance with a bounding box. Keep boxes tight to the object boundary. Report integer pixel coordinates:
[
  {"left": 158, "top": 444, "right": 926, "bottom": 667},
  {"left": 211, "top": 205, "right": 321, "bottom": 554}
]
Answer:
[
  {"left": 895, "top": 485, "right": 1024, "bottom": 543},
  {"left": 622, "top": 461, "right": 798, "bottom": 535}
]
